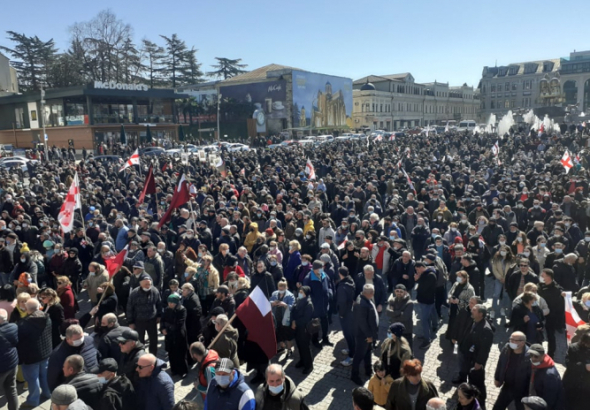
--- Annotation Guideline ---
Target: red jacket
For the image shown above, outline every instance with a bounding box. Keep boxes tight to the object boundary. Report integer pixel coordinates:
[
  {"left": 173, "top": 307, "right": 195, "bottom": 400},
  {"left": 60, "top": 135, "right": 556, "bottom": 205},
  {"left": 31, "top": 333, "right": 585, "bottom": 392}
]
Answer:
[{"left": 197, "top": 349, "right": 219, "bottom": 399}]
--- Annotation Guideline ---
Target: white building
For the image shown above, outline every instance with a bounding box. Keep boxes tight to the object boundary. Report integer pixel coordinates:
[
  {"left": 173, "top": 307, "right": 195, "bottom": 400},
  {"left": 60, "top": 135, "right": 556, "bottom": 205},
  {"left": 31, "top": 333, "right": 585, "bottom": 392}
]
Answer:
[
  {"left": 352, "top": 73, "right": 479, "bottom": 131},
  {"left": 0, "top": 52, "right": 19, "bottom": 96}
]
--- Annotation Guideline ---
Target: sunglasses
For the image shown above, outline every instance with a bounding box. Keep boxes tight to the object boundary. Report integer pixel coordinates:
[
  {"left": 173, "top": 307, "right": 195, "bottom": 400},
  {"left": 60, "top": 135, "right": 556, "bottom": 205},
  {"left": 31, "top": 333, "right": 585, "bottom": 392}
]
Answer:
[
  {"left": 519, "top": 265, "right": 529, "bottom": 267},
  {"left": 136, "top": 364, "right": 152, "bottom": 370}
]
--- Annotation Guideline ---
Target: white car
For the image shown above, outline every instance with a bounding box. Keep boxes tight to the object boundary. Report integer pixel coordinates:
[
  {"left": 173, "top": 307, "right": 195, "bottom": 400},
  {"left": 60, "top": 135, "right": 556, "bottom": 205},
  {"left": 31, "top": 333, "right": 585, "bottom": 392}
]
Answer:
[
  {"left": 0, "top": 157, "right": 38, "bottom": 176},
  {"left": 228, "top": 143, "right": 251, "bottom": 152},
  {"left": 199, "top": 145, "right": 219, "bottom": 152},
  {"left": 298, "top": 139, "right": 316, "bottom": 147},
  {"left": 314, "top": 135, "right": 334, "bottom": 144}
]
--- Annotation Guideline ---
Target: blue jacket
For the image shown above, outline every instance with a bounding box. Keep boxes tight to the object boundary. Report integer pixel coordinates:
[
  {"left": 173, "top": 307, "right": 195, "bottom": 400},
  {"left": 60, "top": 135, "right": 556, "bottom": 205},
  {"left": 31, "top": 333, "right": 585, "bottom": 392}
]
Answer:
[
  {"left": 0, "top": 321, "right": 18, "bottom": 372},
  {"left": 48, "top": 335, "right": 99, "bottom": 391},
  {"left": 205, "top": 370, "right": 255, "bottom": 410},
  {"left": 136, "top": 359, "right": 175, "bottom": 410},
  {"left": 284, "top": 251, "right": 301, "bottom": 284},
  {"left": 116, "top": 225, "right": 130, "bottom": 252},
  {"left": 302, "top": 271, "right": 332, "bottom": 317}
]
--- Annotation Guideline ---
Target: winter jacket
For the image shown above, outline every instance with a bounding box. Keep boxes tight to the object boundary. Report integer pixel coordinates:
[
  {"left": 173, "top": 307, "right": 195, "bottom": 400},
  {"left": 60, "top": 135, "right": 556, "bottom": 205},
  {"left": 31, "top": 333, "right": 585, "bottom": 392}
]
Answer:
[
  {"left": 255, "top": 375, "right": 310, "bottom": 410},
  {"left": 368, "top": 374, "right": 394, "bottom": 407},
  {"left": 118, "top": 341, "right": 146, "bottom": 386},
  {"left": 353, "top": 294, "right": 378, "bottom": 340},
  {"left": 563, "top": 342, "right": 590, "bottom": 410},
  {"left": 84, "top": 267, "right": 109, "bottom": 304},
  {"left": 126, "top": 286, "right": 161, "bottom": 325},
  {"left": 99, "top": 374, "right": 137, "bottom": 410},
  {"left": 210, "top": 324, "right": 240, "bottom": 368},
  {"left": 386, "top": 294, "right": 414, "bottom": 333},
  {"left": 552, "top": 260, "right": 578, "bottom": 292},
  {"left": 290, "top": 297, "right": 314, "bottom": 329},
  {"left": 244, "top": 223, "right": 262, "bottom": 252},
  {"left": 144, "top": 255, "right": 165, "bottom": 289},
  {"left": 67, "top": 371, "right": 103, "bottom": 410},
  {"left": 250, "top": 271, "right": 276, "bottom": 299},
  {"left": 302, "top": 271, "right": 332, "bottom": 318},
  {"left": 506, "top": 271, "right": 539, "bottom": 300},
  {"left": 59, "top": 285, "right": 77, "bottom": 319},
  {"left": 336, "top": 276, "right": 356, "bottom": 317},
  {"left": 0, "top": 321, "right": 18, "bottom": 372},
  {"left": 415, "top": 268, "right": 437, "bottom": 304},
  {"left": 44, "top": 303, "right": 65, "bottom": 349},
  {"left": 371, "top": 244, "right": 392, "bottom": 274},
  {"left": 447, "top": 282, "right": 475, "bottom": 310},
  {"left": 204, "top": 369, "right": 255, "bottom": 410},
  {"left": 389, "top": 258, "right": 415, "bottom": 290},
  {"left": 494, "top": 345, "right": 532, "bottom": 397},
  {"left": 354, "top": 272, "right": 387, "bottom": 307},
  {"left": 537, "top": 281, "right": 565, "bottom": 329},
  {"left": 48, "top": 335, "right": 99, "bottom": 391},
  {"left": 181, "top": 291, "right": 202, "bottom": 344},
  {"left": 17, "top": 310, "right": 52, "bottom": 365},
  {"left": 491, "top": 256, "right": 516, "bottom": 282},
  {"left": 529, "top": 355, "right": 564, "bottom": 410},
  {"left": 385, "top": 377, "right": 438, "bottom": 410},
  {"left": 459, "top": 318, "right": 494, "bottom": 366},
  {"left": 97, "top": 325, "right": 131, "bottom": 363},
  {"left": 284, "top": 251, "right": 301, "bottom": 285},
  {"left": 136, "top": 359, "right": 175, "bottom": 410}
]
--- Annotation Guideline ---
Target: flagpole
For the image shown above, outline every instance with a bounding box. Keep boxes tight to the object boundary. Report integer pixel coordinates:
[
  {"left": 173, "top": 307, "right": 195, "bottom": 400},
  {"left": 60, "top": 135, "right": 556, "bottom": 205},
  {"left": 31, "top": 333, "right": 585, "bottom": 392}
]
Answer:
[{"left": 207, "top": 313, "right": 237, "bottom": 350}]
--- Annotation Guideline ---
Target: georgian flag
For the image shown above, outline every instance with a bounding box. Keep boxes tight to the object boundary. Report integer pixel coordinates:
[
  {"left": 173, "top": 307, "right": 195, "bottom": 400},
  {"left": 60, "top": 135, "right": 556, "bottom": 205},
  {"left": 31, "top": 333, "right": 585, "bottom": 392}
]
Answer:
[
  {"left": 119, "top": 149, "right": 140, "bottom": 172},
  {"left": 561, "top": 150, "right": 574, "bottom": 174},
  {"left": 305, "top": 158, "right": 316, "bottom": 180},
  {"left": 492, "top": 140, "right": 499, "bottom": 156},
  {"left": 538, "top": 124, "right": 545, "bottom": 137},
  {"left": 389, "top": 134, "right": 395, "bottom": 141},
  {"left": 236, "top": 286, "right": 277, "bottom": 359},
  {"left": 402, "top": 168, "right": 416, "bottom": 194},
  {"left": 565, "top": 292, "right": 586, "bottom": 341},
  {"left": 337, "top": 238, "right": 348, "bottom": 250},
  {"left": 57, "top": 172, "right": 81, "bottom": 233},
  {"left": 375, "top": 135, "right": 383, "bottom": 142}
]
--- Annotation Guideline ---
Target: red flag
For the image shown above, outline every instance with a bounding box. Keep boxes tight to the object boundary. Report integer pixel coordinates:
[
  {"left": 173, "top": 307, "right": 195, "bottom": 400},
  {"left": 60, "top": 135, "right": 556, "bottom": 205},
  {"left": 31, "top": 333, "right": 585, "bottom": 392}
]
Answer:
[
  {"left": 58, "top": 173, "right": 82, "bottom": 233},
  {"left": 137, "top": 165, "right": 156, "bottom": 207},
  {"left": 157, "top": 173, "right": 191, "bottom": 229},
  {"left": 305, "top": 158, "right": 316, "bottom": 180},
  {"left": 235, "top": 286, "right": 277, "bottom": 360},
  {"left": 337, "top": 238, "right": 348, "bottom": 250},
  {"left": 565, "top": 292, "right": 585, "bottom": 341},
  {"left": 105, "top": 246, "right": 128, "bottom": 278},
  {"left": 561, "top": 150, "right": 574, "bottom": 174},
  {"left": 119, "top": 149, "right": 140, "bottom": 172}
]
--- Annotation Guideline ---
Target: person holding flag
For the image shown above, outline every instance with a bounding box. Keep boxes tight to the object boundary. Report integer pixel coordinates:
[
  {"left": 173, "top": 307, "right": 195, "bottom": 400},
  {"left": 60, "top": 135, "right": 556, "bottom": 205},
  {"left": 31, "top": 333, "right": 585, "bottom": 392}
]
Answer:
[
  {"left": 119, "top": 148, "right": 140, "bottom": 172},
  {"left": 305, "top": 159, "right": 316, "bottom": 180},
  {"left": 561, "top": 150, "right": 574, "bottom": 174},
  {"left": 57, "top": 172, "right": 82, "bottom": 233}
]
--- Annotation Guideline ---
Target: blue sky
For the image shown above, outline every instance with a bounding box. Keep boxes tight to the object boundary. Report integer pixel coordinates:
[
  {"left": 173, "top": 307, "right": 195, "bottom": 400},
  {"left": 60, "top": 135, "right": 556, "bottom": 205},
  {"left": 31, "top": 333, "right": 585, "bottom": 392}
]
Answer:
[{"left": 3, "top": 0, "right": 590, "bottom": 88}]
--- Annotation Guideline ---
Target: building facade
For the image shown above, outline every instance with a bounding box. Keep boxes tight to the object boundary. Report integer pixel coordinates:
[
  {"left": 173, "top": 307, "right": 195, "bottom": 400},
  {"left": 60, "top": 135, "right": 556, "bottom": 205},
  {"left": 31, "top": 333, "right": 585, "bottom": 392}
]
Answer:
[
  {"left": 0, "top": 82, "right": 185, "bottom": 149},
  {"left": 352, "top": 73, "right": 479, "bottom": 131},
  {"left": 0, "top": 52, "right": 19, "bottom": 96}
]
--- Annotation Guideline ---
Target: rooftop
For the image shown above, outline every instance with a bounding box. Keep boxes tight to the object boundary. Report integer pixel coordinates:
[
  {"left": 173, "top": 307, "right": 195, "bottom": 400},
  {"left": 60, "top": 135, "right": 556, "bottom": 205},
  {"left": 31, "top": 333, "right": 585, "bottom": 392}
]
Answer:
[{"left": 220, "top": 63, "right": 302, "bottom": 84}]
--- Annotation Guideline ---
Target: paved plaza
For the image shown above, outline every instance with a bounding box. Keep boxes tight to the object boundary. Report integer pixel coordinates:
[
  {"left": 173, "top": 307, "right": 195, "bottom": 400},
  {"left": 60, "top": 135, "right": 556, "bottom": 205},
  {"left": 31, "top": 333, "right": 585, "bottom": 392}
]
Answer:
[{"left": 2, "top": 275, "right": 567, "bottom": 410}]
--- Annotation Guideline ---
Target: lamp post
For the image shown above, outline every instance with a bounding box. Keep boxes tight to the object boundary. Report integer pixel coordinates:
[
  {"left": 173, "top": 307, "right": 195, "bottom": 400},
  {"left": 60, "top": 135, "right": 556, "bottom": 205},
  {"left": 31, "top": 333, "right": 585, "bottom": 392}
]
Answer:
[
  {"left": 40, "top": 88, "right": 48, "bottom": 161},
  {"left": 216, "top": 93, "right": 222, "bottom": 142}
]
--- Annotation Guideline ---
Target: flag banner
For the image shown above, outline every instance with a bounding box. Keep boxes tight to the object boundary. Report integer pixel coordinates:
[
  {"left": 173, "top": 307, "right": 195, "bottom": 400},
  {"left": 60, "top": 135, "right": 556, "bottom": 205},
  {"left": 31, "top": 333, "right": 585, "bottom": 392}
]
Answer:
[
  {"left": 565, "top": 291, "right": 585, "bottom": 341},
  {"left": 105, "top": 246, "right": 128, "bottom": 278},
  {"left": 561, "top": 150, "right": 574, "bottom": 174},
  {"left": 157, "top": 173, "right": 192, "bottom": 228},
  {"left": 305, "top": 159, "right": 316, "bottom": 180},
  {"left": 137, "top": 166, "right": 156, "bottom": 206},
  {"left": 58, "top": 172, "right": 81, "bottom": 233},
  {"left": 120, "top": 149, "right": 140, "bottom": 172},
  {"left": 235, "top": 286, "right": 277, "bottom": 360}
]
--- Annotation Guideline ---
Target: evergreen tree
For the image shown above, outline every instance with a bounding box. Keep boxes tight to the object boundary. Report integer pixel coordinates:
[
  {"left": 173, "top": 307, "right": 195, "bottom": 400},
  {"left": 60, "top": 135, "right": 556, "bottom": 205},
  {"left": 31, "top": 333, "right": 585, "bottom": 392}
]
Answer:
[
  {"left": 181, "top": 47, "right": 203, "bottom": 85},
  {"left": 141, "top": 38, "right": 165, "bottom": 88},
  {"left": 207, "top": 57, "right": 247, "bottom": 80},
  {"left": 160, "top": 34, "right": 189, "bottom": 88}
]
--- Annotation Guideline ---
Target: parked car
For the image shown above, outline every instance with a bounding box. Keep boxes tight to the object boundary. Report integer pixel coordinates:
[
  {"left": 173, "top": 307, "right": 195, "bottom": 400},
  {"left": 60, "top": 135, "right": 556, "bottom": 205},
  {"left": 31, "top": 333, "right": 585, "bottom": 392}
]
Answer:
[
  {"left": 88, "top": 155, "right": 124, "bottom": 164},
  {"left": 457, "top": 120, "right": 477, "bottom": 132},
  {"left": 141, "top": 147, "right": 166, "bottom": 157},
  {"left": 228, "top": 143, "right": 251, "bottom": 152},
  {"left": 0, "top": 157, "right": 38, "bottom": 176}
]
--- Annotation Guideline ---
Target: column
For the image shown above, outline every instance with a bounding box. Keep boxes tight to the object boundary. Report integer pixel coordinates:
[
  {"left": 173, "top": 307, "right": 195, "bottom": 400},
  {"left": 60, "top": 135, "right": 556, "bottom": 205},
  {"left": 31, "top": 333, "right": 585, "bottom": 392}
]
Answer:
[
  {"left": 132, "top": 98, "right": 139, "bottom": 124},
  {"left": 86, "top": 95, "right": 94, "bottom": 125}
]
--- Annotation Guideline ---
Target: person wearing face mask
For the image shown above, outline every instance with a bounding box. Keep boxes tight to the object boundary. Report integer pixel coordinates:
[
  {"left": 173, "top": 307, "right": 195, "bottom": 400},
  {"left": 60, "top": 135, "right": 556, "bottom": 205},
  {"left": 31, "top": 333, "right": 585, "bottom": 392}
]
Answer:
[
  {"left": 96, "top": 358, "right": 137, "bottom": 410},
  {"left": 204, "top": 358, "right": 255, "bottom": 410},
  {"left": 491, "top": 246, "right": 516, "bottom": 320},
  {"left": 543, "top": 242, "right": 564, "bottom": 270},
  {"left": 492, "top": 331, "right": 531, "bottom": 410},
  {"left": 552, "top": 253, "right": 579, "bottom": 292},
  {"left": 290, "top": 286, "right": 314, "bottom": 374},
  {"left": 255, "top": 363, "right": 308, "bottom": 410},
  {"left": 532, "top": 237, "right": 549, "bottom": 269},
  {"left": 244, "top": 222, "right": 263, "bottom": 253},
  {"left": 0, "top": 237, "right": 15, "bottom": 287},
  {"left": 251, "top": 261, "right": 276, "bottom": 300},
  {"left": 9, "top": 244, "right": 38, "bottom": 286},
  {"left": 126, "top": 274, "right": 162, "bottom": 356},
  {"left": 510, "top": 292, "right": 545, "bottom": 344},
  {"left": 563, "top": 332, "right": 590, "bottom": 410},
  {"left": 156, "top": 243, "right": 175, "bottom": 290},
  {"left": 59, "top": 248, "right": 83, "bottom": 294},
  {"left": 47, "top": 324, "right": 99, "bottom": 391},
  {"left": 385, "top": 358, "right": 438, "bottom": 410},
  {"left": 446, "top": 270, "right": 475, "bottom": 342},
  {"left": 179, "top": 283, "right": 202, "bottom": 348},
  {"left": 380, "top": 323, "right": 412, "bottom": 380},
  {"left": 83, "top": 262, "right": 109, "bottom": 306},
  {"left": 270, "top": 280, "right": 296, "bottom": 356},
  {"left": 526, "top": 344, "right": 563, "bottom": 410},
  {"left": 547, "top": 226, "right": 570, "bottom": 254},
  {"left": 506, "top": 259, "right": 538, "bottom": 302},
  {"left": 160, "top": 293, "right": 188, "bottom": 377}
]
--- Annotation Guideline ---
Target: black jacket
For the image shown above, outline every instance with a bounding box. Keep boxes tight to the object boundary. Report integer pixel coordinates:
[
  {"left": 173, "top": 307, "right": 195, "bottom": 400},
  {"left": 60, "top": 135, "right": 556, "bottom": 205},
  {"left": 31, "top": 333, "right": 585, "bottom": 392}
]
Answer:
[
  {"left": 336, "top": 276, "right": 356, "bottom": 317},
  {"left": 415, "top": 268, "right": 437, "bottom": 304},
  {"left": 506, "top": 271, "right": 538, "bottom": 300},
  {"left": 126, "top": 287, "right": 161, "bottom": 324},
  {"left": 390, "top": 258, "right": 415, "bottom": 290},
  {"left": 494, "top": 345, "right": 532, "bottom": 397},
  {"left": 48, "top": 336, "right": 99, "bottom": 390},
  {"left": 118, "top": 341, "right": 146, "bottom": 387},
  {"left": 250, "top": 271, "right": 276, "bottom": 299},
  {"left": 98, "top": 325, "right": 131, "bottom": 363},
  {"left": 353, "top": 295, "right": 378, "bottom": 340},
  {"left": 67, "top": 371, "right": 103, "bottom": 410},
  {"left": 552, "top": 260, "right": 578, "bottom": 292},
  {"left": 99, "top": 375, "right": 137, "bottom": 410},
  {"left": 290, "top": 297, "right": 314, "bottom": 329},
  {"left": 45, "top": 303, "right": 65, "bottom": 349},
  {"left": 0, "top": 322, "right": 18, "bottom": 373},
  {"left": 459, "top": 318, "right": 494, "bottom": 366},
  {"left": 538, "top": 281, "right": 565, "bottom": 329},
  {"left": 181, "top": 291, "right": 202, "bottom": 344},
  {"left": 563, "top": 342, "right": 590, "bottom": 410},
  {"left": 354, "top": 273, "right": 387, "bottom": 307},
  {"left": 17, "top": 310, "right": 53, "bottom": 365}
]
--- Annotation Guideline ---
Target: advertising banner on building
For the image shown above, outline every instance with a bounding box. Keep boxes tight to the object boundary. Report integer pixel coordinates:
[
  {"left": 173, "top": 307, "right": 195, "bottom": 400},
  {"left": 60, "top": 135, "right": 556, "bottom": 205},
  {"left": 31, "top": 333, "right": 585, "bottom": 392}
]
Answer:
[
  {"left": 291, "top": 71, "right": 353, "bottom": 129},
  {"left": 219, "top": 80, "right": 287, "bottom": 120}
]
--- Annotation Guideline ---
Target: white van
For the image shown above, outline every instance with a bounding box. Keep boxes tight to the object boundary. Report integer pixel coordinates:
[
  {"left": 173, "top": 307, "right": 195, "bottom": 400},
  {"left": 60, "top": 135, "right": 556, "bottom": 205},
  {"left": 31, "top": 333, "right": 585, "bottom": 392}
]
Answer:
[{"left": 457, "top": 120, "right": 477, "bottom": 132}]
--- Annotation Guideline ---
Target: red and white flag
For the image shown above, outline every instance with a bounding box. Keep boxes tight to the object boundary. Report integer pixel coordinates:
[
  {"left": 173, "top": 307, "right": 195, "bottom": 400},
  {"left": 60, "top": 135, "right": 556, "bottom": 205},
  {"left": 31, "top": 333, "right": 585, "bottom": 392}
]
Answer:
[
  {"left": 402, "top": 168, "right": 416, "bottom": 194},
  {"left": 236, "top": 286, "right": 277, "bottom": 360},
  {"left": 120, "top": 149, "right": 140, "bottom": 172},
  {"left": 538, "top": 124, "right": 545, "bottom": 137},
  {"left": 157, "top": 173, "right": 192, "bottom": 228},
  {"left": 337, "top": 238, "right": 348, "bottom": 250},
  {"left": 136, "top": 165, "right": 156, "bottom": 207},
  {"left": 240, "top": 168, "right": 246, "bottom": 176},
  {"left": 565, "top": 292, "right": 586, "bottom": 341},
  {"left": 492, "top": 140, "right": 499, "bottom": 156},
  {"left": 574, "top": 153, "right": 581, "bottom": 165},
  {"left": 105, "top": 246, "right": 128, "bottom": 278},
  {"left": 58, "top": 172, "right": 82, "bottom": 233},
  {"left": 305, "top": 158, "right": 316, "bottom": 180},
  {"left": 389, "top": 134, "right": 395, "bottom": 141},
  {"left": 561, "top": 150, "right": 574, "bottom": 174},
  {"left": 374, "top": 135, "right": 383, "bottom": 142}
]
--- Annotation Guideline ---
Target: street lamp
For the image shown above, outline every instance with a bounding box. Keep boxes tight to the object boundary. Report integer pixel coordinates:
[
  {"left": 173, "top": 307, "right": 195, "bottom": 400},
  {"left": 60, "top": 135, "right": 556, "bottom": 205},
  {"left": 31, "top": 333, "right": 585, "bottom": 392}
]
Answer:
[
  {"left": 216, "top": 93, "right": 222, "bottom": 142},
  {"left": 40, "top": 88, "right": 48, "bottom": 161}
]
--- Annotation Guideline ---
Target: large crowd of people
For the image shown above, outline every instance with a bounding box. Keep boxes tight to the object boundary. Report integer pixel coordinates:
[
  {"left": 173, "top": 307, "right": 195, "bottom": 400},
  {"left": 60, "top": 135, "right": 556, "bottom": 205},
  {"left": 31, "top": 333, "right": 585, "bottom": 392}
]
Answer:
[{"left": 1, "top": 126, "right": 590, "bottom": 410}]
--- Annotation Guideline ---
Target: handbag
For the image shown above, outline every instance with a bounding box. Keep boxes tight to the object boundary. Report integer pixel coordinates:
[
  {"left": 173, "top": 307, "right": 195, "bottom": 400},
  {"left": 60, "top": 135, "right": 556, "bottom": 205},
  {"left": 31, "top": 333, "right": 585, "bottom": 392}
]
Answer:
[{"left": 306, "top": 318, "right": 321, "bottom": 334}]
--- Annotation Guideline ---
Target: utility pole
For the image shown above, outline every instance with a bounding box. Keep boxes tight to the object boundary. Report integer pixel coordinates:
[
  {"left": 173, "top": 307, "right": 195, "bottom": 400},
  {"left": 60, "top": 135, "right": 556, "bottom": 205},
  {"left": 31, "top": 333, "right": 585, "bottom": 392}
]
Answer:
[
  {"left": 216, "top": 93, "right": 222, "bottom": 142},
  {"left": 40, "top": 88, "right": 48, "bottom": 161}
]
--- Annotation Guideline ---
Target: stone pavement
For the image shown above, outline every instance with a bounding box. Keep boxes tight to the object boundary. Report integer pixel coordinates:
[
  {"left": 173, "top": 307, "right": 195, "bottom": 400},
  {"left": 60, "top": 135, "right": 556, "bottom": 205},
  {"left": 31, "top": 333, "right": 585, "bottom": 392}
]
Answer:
[{"left": 1, "top": 274, "right": 567, "bottom": 410}]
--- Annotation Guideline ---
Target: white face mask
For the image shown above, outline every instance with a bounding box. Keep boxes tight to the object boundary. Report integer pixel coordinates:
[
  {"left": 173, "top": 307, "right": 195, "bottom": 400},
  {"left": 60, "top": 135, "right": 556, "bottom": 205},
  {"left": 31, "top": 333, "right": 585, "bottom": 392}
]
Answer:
[
  {"left": 500, "top": 251, "right": 507, "bottom": 257},
  {"left": 499, "top": 241, "right": 506, "bottom": 246},
  {"left": 456, "top": 277, "right": 463, "bottom": 283},
  {"left": 523, "top": 251, "right": 530, "bottom": 257},
  {"left": 72, "top": 336, "right": 84, "bottom": 347},
  {"left": 531, "top": 361, "right": 541, "bottom": 366},
  {"left": 509, "top": 342, "right": 519, "bottom": 350},
  {"left": 517, "top": 237, "right": 523, "bottom": 242}
]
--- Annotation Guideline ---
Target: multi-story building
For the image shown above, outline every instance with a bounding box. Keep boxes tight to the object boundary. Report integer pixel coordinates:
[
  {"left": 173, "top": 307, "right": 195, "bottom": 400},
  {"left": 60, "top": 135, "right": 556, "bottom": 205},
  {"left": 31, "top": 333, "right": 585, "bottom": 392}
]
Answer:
[
  {"left": 352, "top": 73, "right": 479, "bottom": 131},
  {"left": 0, "top": 52, "right": 19, "bottom": 96}
]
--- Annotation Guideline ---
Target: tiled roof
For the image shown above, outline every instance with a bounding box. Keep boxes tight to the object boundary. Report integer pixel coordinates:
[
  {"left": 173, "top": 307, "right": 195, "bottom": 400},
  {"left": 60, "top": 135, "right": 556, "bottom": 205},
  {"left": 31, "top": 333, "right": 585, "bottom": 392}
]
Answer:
[{"left": 220, "top": 64, "right": 302, "bottom": 84}]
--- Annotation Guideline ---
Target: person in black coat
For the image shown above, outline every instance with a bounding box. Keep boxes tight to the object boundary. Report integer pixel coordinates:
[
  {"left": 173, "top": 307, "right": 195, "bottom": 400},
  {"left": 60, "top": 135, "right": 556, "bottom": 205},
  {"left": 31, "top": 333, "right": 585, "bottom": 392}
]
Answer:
[
  {"left": 351, "top": 283, "right": 379, "bottom": 385},
  {"left": 180, "top": 283, "right": 202, "bottom": 347},
  {"left": 506, "top": 261, "right": 539, "bottom": 301},
  {"left": 537, "top": 269, "right": 565, "bottom": 359},
  {"left": 552, "top": 254, "right": 579, "bottom": 292},
  {"left": 563, "top": 332, "right": 590, "bottom": 410},
  {"left": 160, "top": 294, "right": 188, "bottom": 376},
  {"left": 96, "top": 314, "right": 130, "bottom": 363},
  {"left": 353, "top": 266, "right": 387, "bottom": 313},
  {"left": 63, "top": 354, "right": 102, "bottom": 410},
  {"left": 250, "top": 260, "right": 276, "bottom": 299},
  {"left": 116, "top": 329, "right": 146, "bottom": 388},
  {"left": 60, "top": 247, "right": 84, "bottom": 293},
  {"left": 336, "top": 267, "right": 356, "bottom": 366},
  {"left": 97, "top": 358, "right": 137, "bottom": 410},
  {"left": 389, "top": 251, "right": 415, "bottom": 290},
  {"left": 48, "top": 324, "right": 99, "bottom": 391},
  {"left": 290, "top": 286, "right": 314, "bottom": 374},
  {"left": 39, "top": 287, "right": 65, "bottom": 349},
  {"left": 0, "top": 308, "right": 19, "bottom": 410},
  {"left": 510, "top": 292, "right": 545, "bottom": 344}
]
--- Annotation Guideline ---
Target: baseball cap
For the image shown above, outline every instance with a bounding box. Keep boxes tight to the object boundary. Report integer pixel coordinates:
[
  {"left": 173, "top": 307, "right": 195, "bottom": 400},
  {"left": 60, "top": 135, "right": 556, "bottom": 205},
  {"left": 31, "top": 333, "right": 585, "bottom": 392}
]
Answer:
[
  {"left": 133, "top": 261, "right": 144, "bottom": 270},
  {"left": 528, "top": 344, "right": 545, "bottom": 357},
  {"left": 115, "top": 329, "right": 139, "bottom": 344},
  {"left": 98, "top": 358, "right": 118, "bottom": 373},
  {"left": 320, "top": 243, "right": 330, "bottom": 249},
  {"left": 215, "top": 358, "right": 235, "bottom": 373}
]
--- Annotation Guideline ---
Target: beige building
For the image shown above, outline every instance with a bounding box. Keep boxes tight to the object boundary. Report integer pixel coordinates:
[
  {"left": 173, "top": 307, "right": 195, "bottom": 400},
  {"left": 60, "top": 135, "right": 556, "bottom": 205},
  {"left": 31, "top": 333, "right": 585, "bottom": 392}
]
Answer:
[
  {"left": 0, "top": 52, "right": 19, "bottom": 96},
  {"left": 352, "top": 73, "right": 479, "bottom": 131}
]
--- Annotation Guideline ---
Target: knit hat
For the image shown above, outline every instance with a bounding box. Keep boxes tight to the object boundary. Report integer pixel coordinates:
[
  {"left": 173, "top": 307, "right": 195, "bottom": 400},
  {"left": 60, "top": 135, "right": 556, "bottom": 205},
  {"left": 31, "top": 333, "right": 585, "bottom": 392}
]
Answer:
[
  {"left": 168, "top": 293, "right": 181, "bottom": 304},
  {"left": 138, "top": 273, "right": 152, "bottom": 282},
  {"left": 20, "top": 243, "right": 30, "bottom": 253},
  {"left": 389, "top": 322, "right": 406, "bottom": 338},
  {"left": 312, "top": 260, "right": 323, "bottom": 270},
  {"left": 521, "top": 397, "right": 547, "bottom": 410},
  {"left": 43, "top": 240, "right": 54, "bottom": 249},
  {"left": 51, "top": 385, "right": 78, "bottom": 406}
]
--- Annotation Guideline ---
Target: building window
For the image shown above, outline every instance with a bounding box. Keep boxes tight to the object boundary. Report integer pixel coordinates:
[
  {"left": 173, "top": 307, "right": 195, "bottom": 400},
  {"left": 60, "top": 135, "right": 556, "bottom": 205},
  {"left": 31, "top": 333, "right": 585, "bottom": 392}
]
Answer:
[
  {"left": 15, "top": 108, "right": 24, "bottom": 128},
  {"left": 491, "top": 101, "right": 495, "bottom": 109},
  {"left": 505, "top": 83, "right": 510, "bottom": 91},
  {"left": 504, "top": 100, "right": 510, "bottom": 108},
  {"left": 512, "top": 83, "right": 517, "bottom": 91},
  {"left": 380, "top": 104, "right": 383, "bottom": 112},
  {"left": 491, "top": 84, "right": 496, "bottom": 92}
]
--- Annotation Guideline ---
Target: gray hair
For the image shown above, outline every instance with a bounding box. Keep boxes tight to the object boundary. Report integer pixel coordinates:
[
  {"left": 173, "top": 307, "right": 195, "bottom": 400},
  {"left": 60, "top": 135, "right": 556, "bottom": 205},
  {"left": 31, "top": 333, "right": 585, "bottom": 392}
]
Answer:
[
  {"left": 265, "top": 364, "right": 285, "bottom": 380},
  {"left": 102, "top": 313, "right": 118, "bottom": 326},
  {"left": 65, "top": 324, "right": 84, "bottom": 339},
  {"left": 426, "top": 398, "right": 447, "bottom": 410},
  {"left": 181, "top": 283, "right": 194, "bottom": 292},
  {"left": 363, "top": 265, "right": 375, "bottom": 273},
  {"left": 25, "top": 298, "right": 40, "bottom": 314},
  {"left": 362, "top": 284, "right": 375, "bottom": 295}
]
